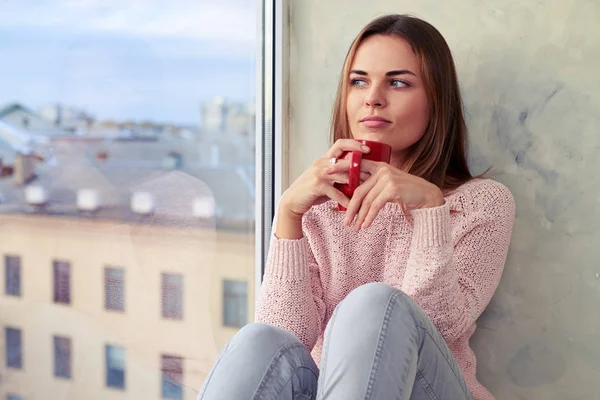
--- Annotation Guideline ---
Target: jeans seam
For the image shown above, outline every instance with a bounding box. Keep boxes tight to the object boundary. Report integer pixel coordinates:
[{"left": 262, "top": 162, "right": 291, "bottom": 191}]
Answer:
[
  {"left": 364, "top": 290, "right": 402, "bottom": 399},
  {"left": 197, "top": 340, "right": 231, "bottom": 399},
  {"left": 318, "top": 306, "right": 340, "bottom": 396},
  {"left": 416, "top": 370, "right": 438, "bottom": 400},
  {"left": 275, "top": 366, "right": 318, "bottom": 400},
  {"left": 418, "top": 326, "right": 472, "bottom": 398},
  {"left": 253, "top": 342, "right": 315, "bottom": 400}
]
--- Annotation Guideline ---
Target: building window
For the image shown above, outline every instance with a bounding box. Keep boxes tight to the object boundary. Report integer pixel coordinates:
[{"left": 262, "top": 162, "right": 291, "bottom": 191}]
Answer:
[
  {"left": 161, "top": 273, "right": 183, "bottom": 320},
  {"left": 161, "top": 355, "right": 183, "bottom": 400},
  {"left": 105, "top": 344, "right": 126, "bottom": 389},
  {"left": 53, "top": 336, "right": 71, "bottom": 379},
  {"left": 4, "top": 255, "right": 21, "bottom": 297},
  {"left": 5, "top": 327, "right": 22, "bottom": 369},
  {"left": 105, "top": 267, "right": 125, "bottom": 312},
  {"left": 53, "top": 260, "right": 71, "bottom": 304},
  {"left": 223, "top": 280, "right": 248, "bottom": 328}
]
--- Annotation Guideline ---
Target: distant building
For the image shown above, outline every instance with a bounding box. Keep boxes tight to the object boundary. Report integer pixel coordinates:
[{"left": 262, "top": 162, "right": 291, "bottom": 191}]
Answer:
[
  {"left": 201, "top": 96, "right": 228, "bottom": 132},
  {"left": 38, "top": 103, "right": 95, "bottom": 135},
  {"left": 0, "top": 103, "right": 65, "bottom": 135},
  {"left": 200, "top": 97, "right": 255, "bottom": 136}
]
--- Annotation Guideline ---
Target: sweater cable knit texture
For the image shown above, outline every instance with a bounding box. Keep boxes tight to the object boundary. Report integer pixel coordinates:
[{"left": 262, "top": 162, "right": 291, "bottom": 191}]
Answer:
[{"left": 256, "top": 178, "right": 515, "bottom": 400}]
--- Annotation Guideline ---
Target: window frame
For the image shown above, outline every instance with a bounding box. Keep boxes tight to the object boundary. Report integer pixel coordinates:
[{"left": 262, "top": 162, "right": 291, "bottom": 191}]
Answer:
[
  {"left": 52, "top": 260, "right": 71, "bottom": 305},
  {"left": 161, "top": 354, "right": 183, "bottom": 400},
  {"left": 255, "top": 0, "right": 287, "bottom": 297},
  {"left": 222, "top": 279, "right": 248, "bottom": 328},
  {"left": 161, "top": 272, "right": 184, "bottom": 320},
  {"left": 105, "top": 344, "right": 126, "bottom": 390},
  {"left": 5, "top": 326, "right": 22, "bottom": 369},
  {"left": 4, "top": 255, "right": 21, "bottom": 297},
  {"left": 53, "top": 335, "right": 72, "bottom": 379},
  {"left": 104, "top": 266, "right": 125, "bottom": 312}
]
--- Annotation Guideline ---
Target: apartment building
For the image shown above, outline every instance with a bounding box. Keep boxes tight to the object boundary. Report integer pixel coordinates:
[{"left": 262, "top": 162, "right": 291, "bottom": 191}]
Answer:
[{"left": 0, "top": 139, "right": 256, "bottom": 400}]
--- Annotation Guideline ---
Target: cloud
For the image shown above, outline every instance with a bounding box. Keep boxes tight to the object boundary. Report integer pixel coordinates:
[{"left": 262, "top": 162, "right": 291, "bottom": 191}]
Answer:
[{"left": 0, "top": 0, "right": 256, "bottom": 45}]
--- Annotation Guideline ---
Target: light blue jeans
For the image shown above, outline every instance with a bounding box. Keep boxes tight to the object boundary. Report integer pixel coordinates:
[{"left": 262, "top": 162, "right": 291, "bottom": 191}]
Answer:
[{"left": 198, "top": 282, "right": 474, "bottom": 400}]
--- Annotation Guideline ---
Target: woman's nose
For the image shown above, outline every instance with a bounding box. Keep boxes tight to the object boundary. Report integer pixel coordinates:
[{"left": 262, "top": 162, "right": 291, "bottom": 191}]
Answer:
[{"left": 365, "top": 86, "right": 386, "bottom": 108}]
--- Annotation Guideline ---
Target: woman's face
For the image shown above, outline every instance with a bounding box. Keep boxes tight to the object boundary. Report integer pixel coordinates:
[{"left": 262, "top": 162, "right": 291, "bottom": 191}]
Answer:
[{"left": 346, "top": 34, "right": 429, "bottom": 166}]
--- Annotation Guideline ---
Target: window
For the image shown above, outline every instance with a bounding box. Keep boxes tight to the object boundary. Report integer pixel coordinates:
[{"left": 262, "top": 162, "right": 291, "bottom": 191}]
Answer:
[
  {"left": 223, "top": 280, "right": 248, "bottom": 328},
  {"left": 5, "top": 327, "right": 22, "bottom": 369},
  {"left": 1, "top": 0, "right": 265, "bottom": 397},
  {"left": 4, "top": 255, "right": 21, "bottom": 296},
  {"left": 161, "top": 273, "right": 183, "bottom": 320},
  {"left": 53, "top": 336, "right": 71, "bottom": 379},
  {"left": 105, "top": 267, "right": 125, "bottom": 312},
  {"left": 161, "top": 355, "right": 183, "bottom": 400},
  {"left": 53, "top": 260, "right": 70, "bottom": 304},
  {"left": 105, "top": 344, "right": 126, "bottom": 389}
]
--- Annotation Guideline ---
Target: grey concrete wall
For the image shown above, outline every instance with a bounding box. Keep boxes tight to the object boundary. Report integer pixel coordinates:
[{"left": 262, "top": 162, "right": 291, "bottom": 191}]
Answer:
[{"left": 286, "top": 1, "right": 600, "bottom": 398}]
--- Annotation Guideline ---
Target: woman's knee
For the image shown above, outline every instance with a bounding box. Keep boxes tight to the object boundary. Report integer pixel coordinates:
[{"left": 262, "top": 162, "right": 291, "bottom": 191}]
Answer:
[
  {"left": 338, "top": 282, "right": 416, "bottom": 320},
  {"left": 230, "top": 323, "right": 302, "bottom": 356}
]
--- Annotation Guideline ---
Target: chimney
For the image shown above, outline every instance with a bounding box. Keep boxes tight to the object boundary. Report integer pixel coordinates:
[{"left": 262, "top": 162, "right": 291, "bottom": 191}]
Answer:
[
  {"left": 131, "top": 192, "right": 155, "bottom": 215},
  {"left": 192, "top": 196, "right": 216, "bottom": 218},
  {"left": 13, "top": 153, "right": 35, "bottom": 185},
  {"left": 77, "top": 189, "right": 100, "bottom": 212},
  {"left": 25, "top": 185, "right": 48, "bottom": 206}
]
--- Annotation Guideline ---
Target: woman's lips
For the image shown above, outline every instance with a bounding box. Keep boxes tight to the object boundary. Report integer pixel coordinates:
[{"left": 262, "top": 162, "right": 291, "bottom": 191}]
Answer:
[{"left": 360, "top": 119, "right": 391, "bottom": 128}]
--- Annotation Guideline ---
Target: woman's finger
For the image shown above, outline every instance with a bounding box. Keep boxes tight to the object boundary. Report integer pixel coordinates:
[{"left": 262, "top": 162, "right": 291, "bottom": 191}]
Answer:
[
  {"left": 326, "top": 159, "right": 372, "bottom": 179},
  {"left": 325, "top": 139, "right": 370, "bottom": 159},
  {"left": 353, "top": 184, "right": 384, "bottom": 231},
  {"left": 360, "top": 159, "right": 395, "bottom": 174},
  {"left": 323, "top": 186, "right": 350, "bottom": 209},
  {"left": 359, "top": 187, "right": 389, "bottom": 230},
  {"left": 323, "top": 172, "right": 351, "bottom": 185},
  {"left": 343, "top": 177, "right": 377, "bottom": 226},
  {"left": 324, "top": 159, "right": 351, "bottom": 174}
]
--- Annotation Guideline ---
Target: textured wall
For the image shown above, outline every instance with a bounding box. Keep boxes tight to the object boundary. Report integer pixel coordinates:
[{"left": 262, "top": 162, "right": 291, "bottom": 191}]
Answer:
[{"left": 287, "top": 1, "right": 600, "bottom": 398}]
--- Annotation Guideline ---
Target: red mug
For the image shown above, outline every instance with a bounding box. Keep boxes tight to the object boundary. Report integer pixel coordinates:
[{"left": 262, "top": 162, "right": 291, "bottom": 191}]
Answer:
[{"left": 334, "top": 139, "right": 392, "bottom": 211}]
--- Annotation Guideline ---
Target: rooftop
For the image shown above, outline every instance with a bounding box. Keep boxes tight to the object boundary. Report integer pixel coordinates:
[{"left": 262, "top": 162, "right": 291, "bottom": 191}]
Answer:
[{"left": 0, "top": 137, "right": 255, "bottom": 232}]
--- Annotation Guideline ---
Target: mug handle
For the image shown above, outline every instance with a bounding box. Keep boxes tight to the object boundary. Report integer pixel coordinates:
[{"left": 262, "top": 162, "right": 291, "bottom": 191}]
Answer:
[
  {"left": 348, "top": 150, "right": 363, "bottom": 195},
  {"left": 338, "top": 150, "right": 362, "bottom": 211}
]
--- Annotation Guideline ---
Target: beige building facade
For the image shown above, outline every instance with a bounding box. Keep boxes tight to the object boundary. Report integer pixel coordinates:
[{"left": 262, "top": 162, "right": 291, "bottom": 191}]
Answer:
[{"left": 0, "top": 213, "right": 255, "bottom": 400}]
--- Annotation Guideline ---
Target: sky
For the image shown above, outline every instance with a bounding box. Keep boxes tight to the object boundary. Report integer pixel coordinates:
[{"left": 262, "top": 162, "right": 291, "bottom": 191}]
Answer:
[{"left": 0, "top": 0, "right": 257, "bottom": 125}]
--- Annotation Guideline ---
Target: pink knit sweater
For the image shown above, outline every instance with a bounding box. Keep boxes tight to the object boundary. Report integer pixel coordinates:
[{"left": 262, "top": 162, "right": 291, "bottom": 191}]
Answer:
[{"left": 256, "top": 178, "right": 515, "bottom": 400}]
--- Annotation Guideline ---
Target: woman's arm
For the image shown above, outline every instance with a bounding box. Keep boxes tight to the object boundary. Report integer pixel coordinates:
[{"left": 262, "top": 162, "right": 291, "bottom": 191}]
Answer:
[
  {"left": 255, "top": 214, "right": 327, "bottom": 351},
  {"left": 401, "top": 180, "right": 515, "bottom": 343}
]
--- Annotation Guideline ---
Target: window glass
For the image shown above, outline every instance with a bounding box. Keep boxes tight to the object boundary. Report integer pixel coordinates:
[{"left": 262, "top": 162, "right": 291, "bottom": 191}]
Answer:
[
  {"left": 223, "top": 279, "right": 248, "bottom": 328},
  {"left": 0, "top": 1, "right": 261, "bottom": 397},
  {"left": 4, "top": 255, "right": 21, "bottom": 296},
  {"left": 105, "top": 267, "right": 125, "bottom": 312},
  {"left": 105, "top": 344, "right": 126, "bottom": 389},
  {"left": 5, "top": 327, "right": 22, "bottom": 369},
  {"left": 53, "top": 336, "right": 72, "bottom": 379}
]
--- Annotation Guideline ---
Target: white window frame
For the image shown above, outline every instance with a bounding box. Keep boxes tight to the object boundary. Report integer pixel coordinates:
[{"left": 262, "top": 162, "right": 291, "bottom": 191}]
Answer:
[{"left": 255, "top": 0, "right": 288, "bottom": 297}]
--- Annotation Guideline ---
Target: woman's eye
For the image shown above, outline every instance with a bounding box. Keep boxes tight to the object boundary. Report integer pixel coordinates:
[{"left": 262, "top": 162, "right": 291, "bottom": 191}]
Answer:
[
  {"left": 391, "top": 80, "right": 408, "bottom": 88},
  {"left": 350, "top": 78, "right": 367, "bottom": 87}
]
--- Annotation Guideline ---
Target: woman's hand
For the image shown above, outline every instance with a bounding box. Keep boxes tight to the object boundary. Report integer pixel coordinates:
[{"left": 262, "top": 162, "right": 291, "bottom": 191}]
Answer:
[
  {"left": 327, "top": 159, "right": 445, "bottom": 231},
  {"left": 276, "top": 139, "right": 370, "bottom": 239}
]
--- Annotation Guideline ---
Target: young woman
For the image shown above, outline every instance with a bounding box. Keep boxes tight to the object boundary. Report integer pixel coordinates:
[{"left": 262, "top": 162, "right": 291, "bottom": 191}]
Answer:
[{"left": 199, "top": 14, "right": 515, "bottom": 400}]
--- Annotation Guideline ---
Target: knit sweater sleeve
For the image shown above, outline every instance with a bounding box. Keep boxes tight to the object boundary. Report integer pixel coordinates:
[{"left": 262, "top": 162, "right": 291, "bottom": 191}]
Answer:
[
  {"left": 401, "top": 180, "right": 515, "bottom": 343},
  {"left": 254, "top": 224, "right": 327, "bottom": 351}
]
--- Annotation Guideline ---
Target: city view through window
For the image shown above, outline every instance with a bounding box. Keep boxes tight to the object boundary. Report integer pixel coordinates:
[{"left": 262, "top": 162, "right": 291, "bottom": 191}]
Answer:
[{"left": 0, "top": 2, "right": 259, "bottom": 399}]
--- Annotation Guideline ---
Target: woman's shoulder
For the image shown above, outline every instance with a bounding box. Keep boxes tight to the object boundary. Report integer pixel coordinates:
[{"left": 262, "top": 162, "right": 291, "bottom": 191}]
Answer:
[{"left": 448, "top": 178, "right": 515, "bottom": 216}]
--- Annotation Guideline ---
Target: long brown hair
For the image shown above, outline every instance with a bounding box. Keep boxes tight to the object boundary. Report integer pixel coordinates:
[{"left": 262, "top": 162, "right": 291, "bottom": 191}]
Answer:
[{"left": 331, "top": 14, "right": 481, "bottom": 191}]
